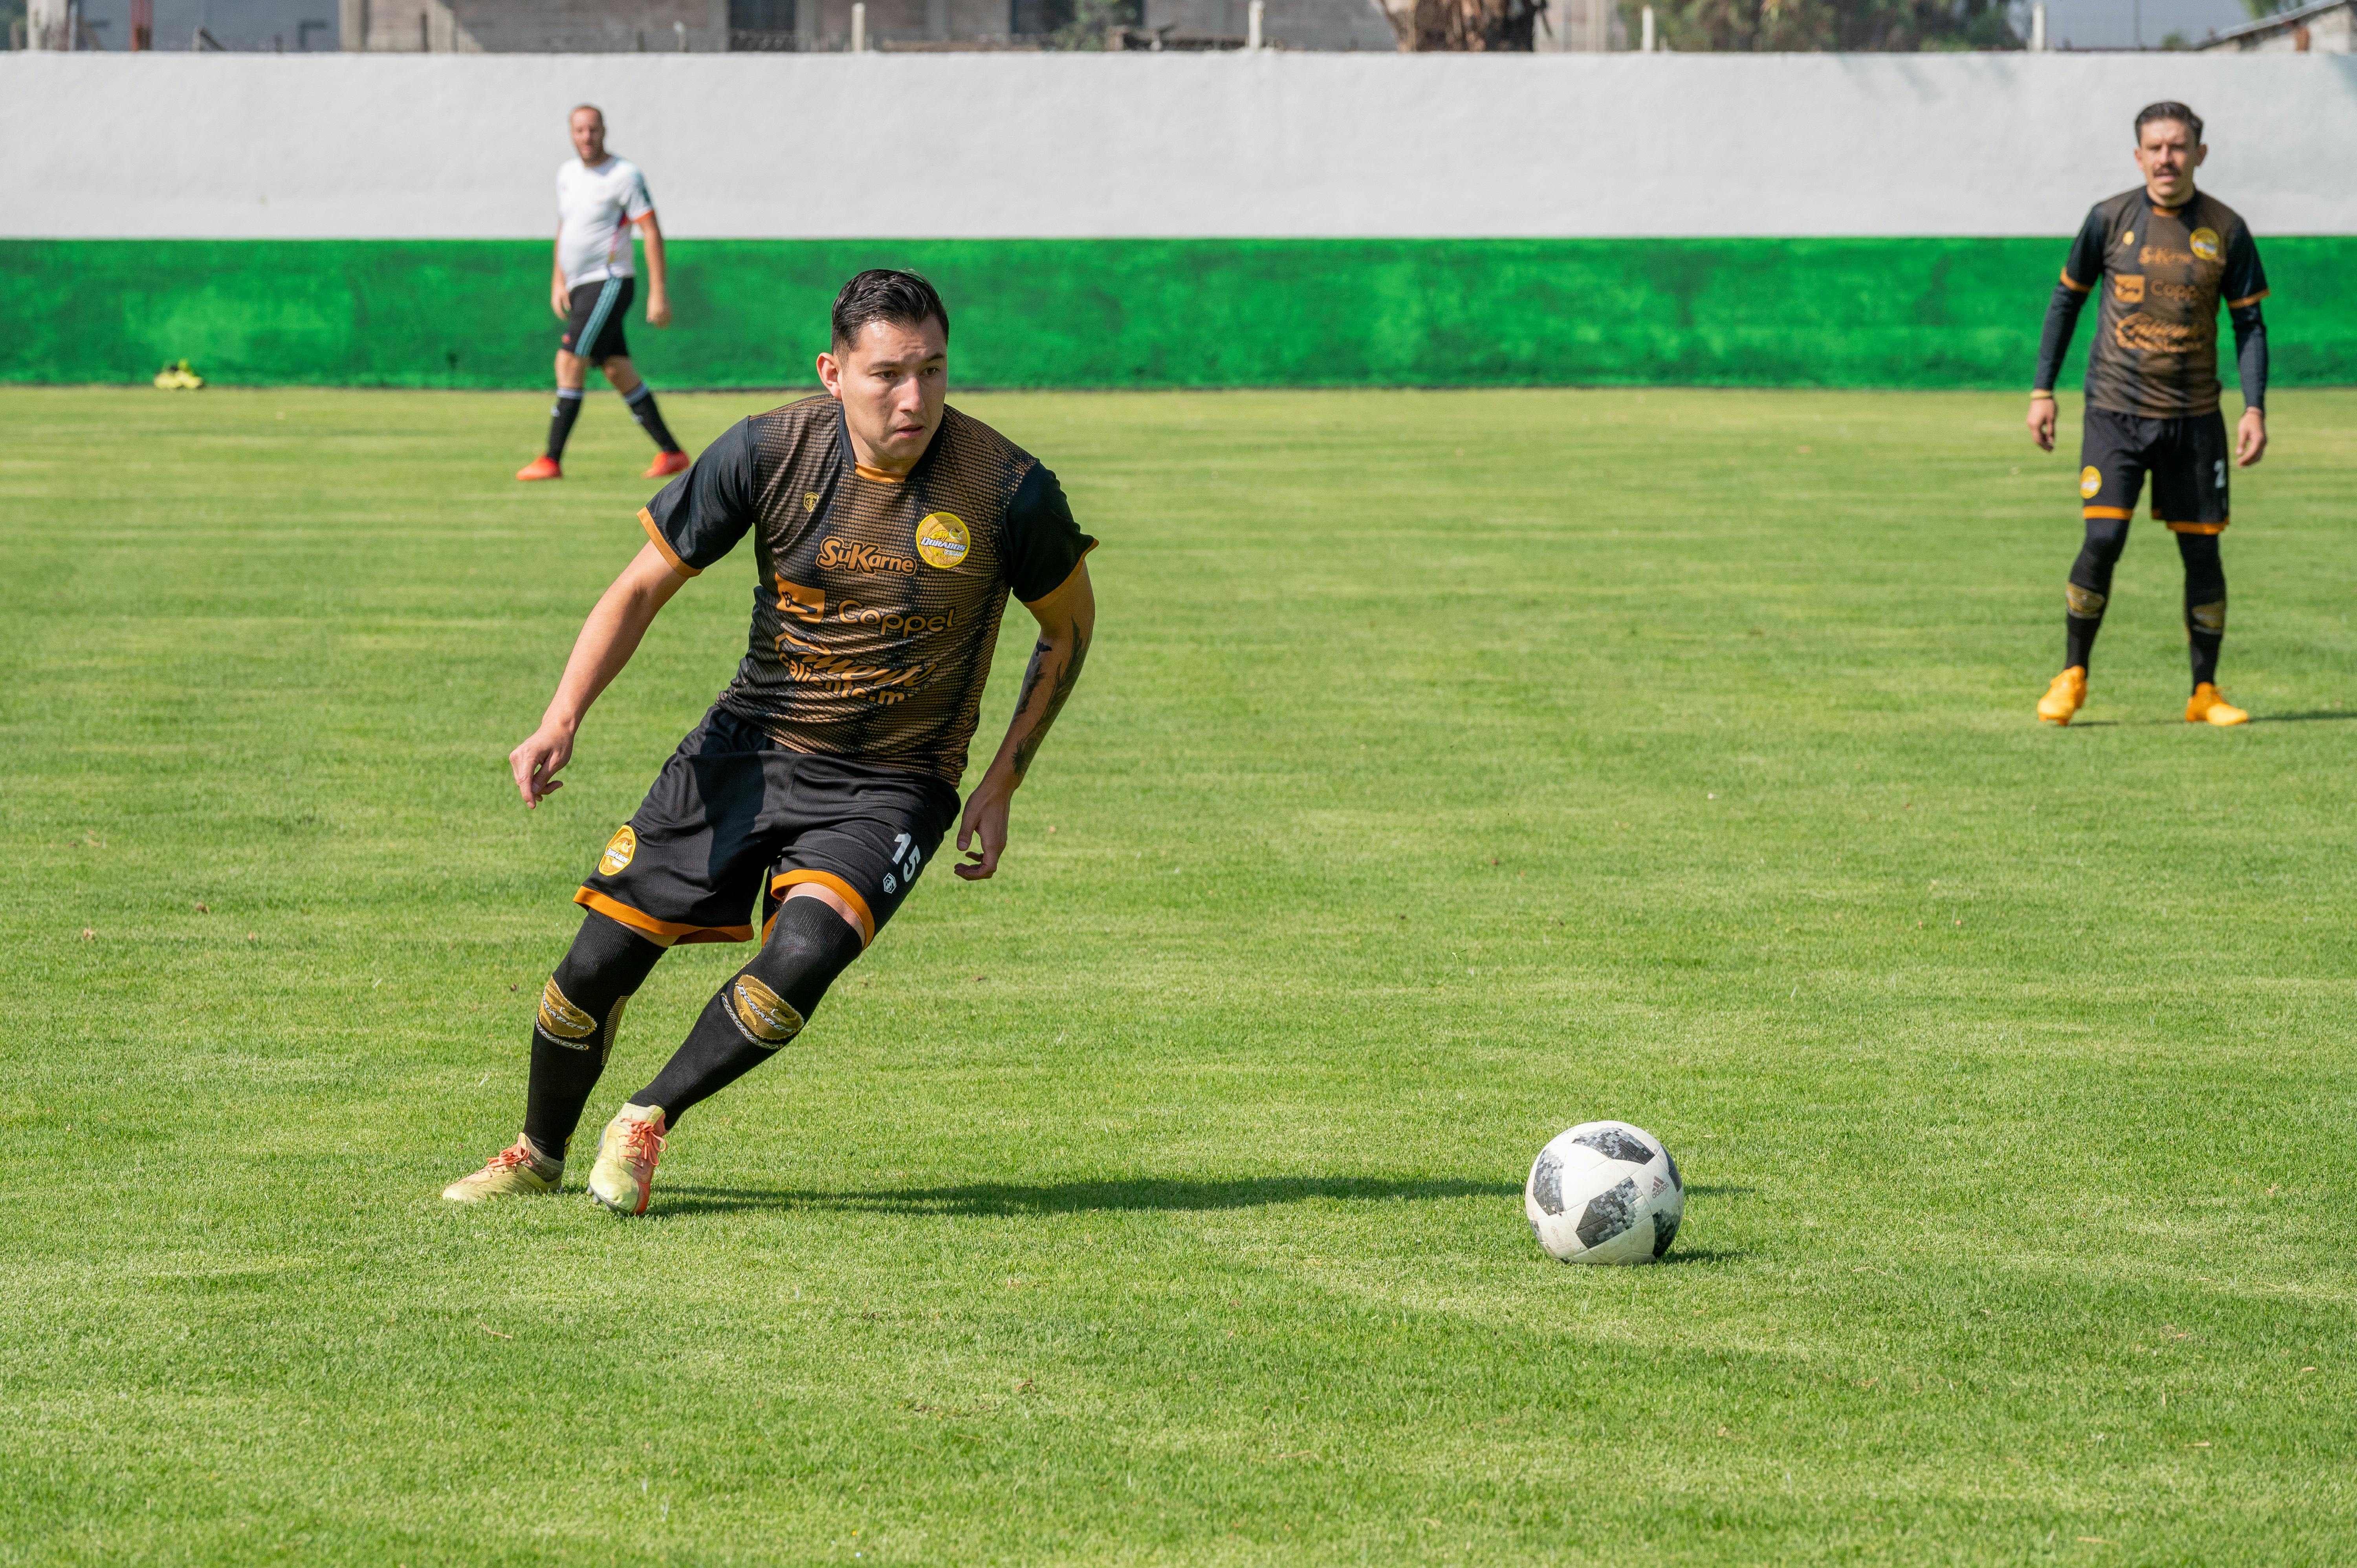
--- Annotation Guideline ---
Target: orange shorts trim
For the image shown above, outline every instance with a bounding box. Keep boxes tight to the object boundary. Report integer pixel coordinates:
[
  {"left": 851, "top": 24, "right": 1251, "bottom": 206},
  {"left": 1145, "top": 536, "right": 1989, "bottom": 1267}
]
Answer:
[
  {"left": 639, "top": 507, "right": 698, "bottom": 578},
  {"left": 2165, "top": 520, "right": 2228, "bottom": 535},
  {"left": 574, "top": 887, "right": 752, "bottom": 947},
  {"left": 766, "top": 870, "right": 876, "bottom": 947},
  {"left": 2082, "top": 506, "right": 2132, "bottom": 520}
]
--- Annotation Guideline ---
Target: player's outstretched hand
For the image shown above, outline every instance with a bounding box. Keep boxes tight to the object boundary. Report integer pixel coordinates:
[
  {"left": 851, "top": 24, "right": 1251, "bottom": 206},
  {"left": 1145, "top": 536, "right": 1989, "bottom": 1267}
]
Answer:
[
  {"left": 2027, "top": 395, "right": 2057, "bottom": 452},
  {"left": 2235, "top": 407, "right": 2267, "bottom": 468},
  {"left": 646, "top": 294, "right": 673, "bottom": 329},
  {"left": 510, "top": 724, "right": 574, "bottom": 809},
  {"left": 955, "top": 778, "right": 1012, "bottom": 880}
]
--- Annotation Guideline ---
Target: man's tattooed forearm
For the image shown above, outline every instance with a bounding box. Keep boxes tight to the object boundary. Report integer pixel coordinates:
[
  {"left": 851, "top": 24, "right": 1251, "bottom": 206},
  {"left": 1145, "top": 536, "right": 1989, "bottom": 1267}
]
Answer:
[
  {"left": 1011, "top": 639, "right": 1053, "bottom": 725},
  {"left": 1010, "top": 630, "right": 1089, "bottom": 782}
]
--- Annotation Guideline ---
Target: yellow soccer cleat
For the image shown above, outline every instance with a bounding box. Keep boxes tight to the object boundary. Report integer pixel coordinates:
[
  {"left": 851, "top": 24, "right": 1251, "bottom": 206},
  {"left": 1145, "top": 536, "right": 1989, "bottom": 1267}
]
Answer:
[
  {"left": 442, "top": 1137, "right": 562, "bottom": 1203},
  {"left": 2037, "top": 666, "right": 2088, "bottom": 726},
  {"left": 2187, "top": 683, "right": 2249, "bottom": 726},
  {"left": 587, "top": 1104, "right": 667, "bottom": 1216}
]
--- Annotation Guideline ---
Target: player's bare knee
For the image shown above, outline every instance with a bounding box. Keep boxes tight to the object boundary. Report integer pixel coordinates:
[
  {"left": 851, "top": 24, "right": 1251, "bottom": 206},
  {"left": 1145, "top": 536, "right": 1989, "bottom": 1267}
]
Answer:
[{"left": 721, "top": 899, "right": 863, "bottom": 1050}]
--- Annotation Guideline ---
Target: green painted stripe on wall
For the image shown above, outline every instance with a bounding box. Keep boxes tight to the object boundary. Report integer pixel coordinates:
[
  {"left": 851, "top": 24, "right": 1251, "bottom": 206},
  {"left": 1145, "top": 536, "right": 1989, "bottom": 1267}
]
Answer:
[{"left": 4, "top": 237, "right": 2353, "bottom": 390}]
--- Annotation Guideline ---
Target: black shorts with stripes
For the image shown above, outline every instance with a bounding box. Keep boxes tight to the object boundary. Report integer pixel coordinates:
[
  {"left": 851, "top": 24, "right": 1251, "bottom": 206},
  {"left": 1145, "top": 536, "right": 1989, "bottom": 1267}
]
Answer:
[{"left": 559, "top": 276, "right": 634, "bottom": 364}]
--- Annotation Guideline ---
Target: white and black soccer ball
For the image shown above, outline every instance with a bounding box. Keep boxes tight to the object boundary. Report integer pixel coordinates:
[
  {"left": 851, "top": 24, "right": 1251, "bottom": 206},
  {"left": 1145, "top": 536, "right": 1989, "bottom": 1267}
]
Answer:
[{"left": 1525, "top": 1121, "right": 1684, "bottom": 1265}]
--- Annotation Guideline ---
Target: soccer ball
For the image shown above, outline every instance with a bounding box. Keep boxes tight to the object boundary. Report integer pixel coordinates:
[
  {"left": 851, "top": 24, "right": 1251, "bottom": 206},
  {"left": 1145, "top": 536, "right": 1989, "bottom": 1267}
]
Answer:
[{"left": 1525, "top": 1120, "right": 1684, "bottom": 1265}]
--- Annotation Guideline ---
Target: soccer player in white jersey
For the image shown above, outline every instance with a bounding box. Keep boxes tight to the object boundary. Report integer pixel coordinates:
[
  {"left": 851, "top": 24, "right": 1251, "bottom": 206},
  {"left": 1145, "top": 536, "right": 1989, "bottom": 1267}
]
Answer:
[{"left": 517, "top": 105, "right": 689, "bottom": 482}]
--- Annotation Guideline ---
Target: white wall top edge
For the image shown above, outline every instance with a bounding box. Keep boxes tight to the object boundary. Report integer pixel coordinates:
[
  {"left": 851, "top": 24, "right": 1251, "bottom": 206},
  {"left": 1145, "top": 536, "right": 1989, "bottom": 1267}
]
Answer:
[{"left": 5, "top": 53, "right": 2354, "bottom": 240}]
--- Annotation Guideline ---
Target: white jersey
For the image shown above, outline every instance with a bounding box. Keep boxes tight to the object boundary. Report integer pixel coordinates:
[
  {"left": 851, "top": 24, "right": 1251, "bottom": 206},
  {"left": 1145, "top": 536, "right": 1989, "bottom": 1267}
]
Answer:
[{"left": 555, "top": 156, "right": 654, "bottom": 290}]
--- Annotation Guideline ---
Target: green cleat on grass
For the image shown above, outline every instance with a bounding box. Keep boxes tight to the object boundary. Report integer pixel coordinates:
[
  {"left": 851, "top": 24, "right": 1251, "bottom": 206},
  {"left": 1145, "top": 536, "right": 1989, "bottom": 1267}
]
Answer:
[
  {"left": 588, "top": 1105, "right": 667, "bottom": 1216},
  {"left": 442, "top": 1137, "right": 563, "bottom": 1203}
]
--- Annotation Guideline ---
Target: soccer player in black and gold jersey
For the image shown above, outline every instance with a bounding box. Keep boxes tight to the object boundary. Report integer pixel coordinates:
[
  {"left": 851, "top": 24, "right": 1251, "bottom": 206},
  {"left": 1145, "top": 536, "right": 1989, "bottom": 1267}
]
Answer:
[
  {"left": 444, "top": 271, "right": 1097, "bottom": 1214},
  {"left": 2028, "top": 101, "right": 2269, "bottom": 727}
]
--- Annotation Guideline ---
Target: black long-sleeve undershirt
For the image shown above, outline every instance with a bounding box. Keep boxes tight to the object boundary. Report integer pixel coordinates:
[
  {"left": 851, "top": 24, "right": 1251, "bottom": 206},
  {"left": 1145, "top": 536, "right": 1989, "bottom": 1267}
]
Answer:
[
  {"left": 2032, "top": 282, "right": 2269, "bottom": 413},
  {"left": 2230, "top": 303, "right": 2268, "bottom": 412},
  {"left": 2033, "top": 281, "right": 2089, "bottom": 398}
]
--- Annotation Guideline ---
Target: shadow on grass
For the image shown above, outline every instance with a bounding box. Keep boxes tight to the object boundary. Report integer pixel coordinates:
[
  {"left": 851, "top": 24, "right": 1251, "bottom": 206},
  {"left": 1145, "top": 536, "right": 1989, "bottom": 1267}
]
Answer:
[
  {"left": 658, "top": 1175, "right": 1520, "bottom": 1218},
  {"left": 2069, "top": 711, "right": 2353, "bottom": 729}
]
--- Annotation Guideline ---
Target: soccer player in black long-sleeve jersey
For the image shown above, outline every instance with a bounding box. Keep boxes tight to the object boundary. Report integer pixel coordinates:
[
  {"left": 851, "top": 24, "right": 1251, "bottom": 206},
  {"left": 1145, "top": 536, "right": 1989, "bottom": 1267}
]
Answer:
[{"left": 2027, "top": 101, "right": 2270, "bottom": 727}]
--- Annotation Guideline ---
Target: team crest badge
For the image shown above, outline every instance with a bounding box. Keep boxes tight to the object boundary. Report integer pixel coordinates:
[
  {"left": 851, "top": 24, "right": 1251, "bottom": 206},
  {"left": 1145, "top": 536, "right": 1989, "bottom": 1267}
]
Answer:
[
  {"left": 2189, "top": 227, "right": 2222, "bottom": 263},
  {"left": 728, "top": 974, "right": 804, "bottom": 1045},
  {"left": 599, "top": 825, "right": 638, "bottom": 876},
  {"left": 914, "top": 512, "right": 971, "bottom": 570},
  {"left": 537, "top": 979, "right": 599, "bottom": 1044},
  {"left": 2079, "top": 466, "right": 2104, "bottom": 501},
  {"left": 805, "top": 491, "right": 821, "bottom": 513}
]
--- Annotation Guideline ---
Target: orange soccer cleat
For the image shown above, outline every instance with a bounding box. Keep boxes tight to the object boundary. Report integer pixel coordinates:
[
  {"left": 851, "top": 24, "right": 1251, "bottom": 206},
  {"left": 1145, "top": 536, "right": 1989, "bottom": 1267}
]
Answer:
[
  {"left": 516, "top": 455, "right": 563, "bottom": 482},
  {"left": 642, "top": 450, "right": 691, "bottom": 479},
  {"left": 2186, "top": 683, "right": 2249, "bottom": 727},
  {"left": 2036, "top": 667, "right": 2088, "bottom": 726}
]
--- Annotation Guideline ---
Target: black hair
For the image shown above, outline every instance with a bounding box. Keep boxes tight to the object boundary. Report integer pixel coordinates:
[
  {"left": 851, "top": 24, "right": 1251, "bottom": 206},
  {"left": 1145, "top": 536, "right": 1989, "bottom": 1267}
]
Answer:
[
  {"left": 830, "top": 270, "right": 950, "bottom": 354},
  {"left": 2135, "top": 101, "right": 2203, "bottom": 145}
]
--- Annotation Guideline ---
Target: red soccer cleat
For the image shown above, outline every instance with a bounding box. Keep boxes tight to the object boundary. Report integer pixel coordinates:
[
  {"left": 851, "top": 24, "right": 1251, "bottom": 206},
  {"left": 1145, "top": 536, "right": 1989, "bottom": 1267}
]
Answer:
[
  {"left": 642, "top": 450, "right": 690, "bottom": 479},
  {"left": 515, "top": 455, "right": 563, "bottom": 482}
]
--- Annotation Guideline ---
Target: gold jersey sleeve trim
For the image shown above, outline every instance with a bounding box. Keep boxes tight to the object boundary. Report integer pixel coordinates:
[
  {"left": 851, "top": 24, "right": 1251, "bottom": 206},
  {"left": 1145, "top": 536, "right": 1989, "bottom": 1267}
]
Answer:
[
  {"left": 1017, "top": 541, "right": 1100, "bottom": 607},
  {"left": 639, "top": 507, "right": 699, "bottom": 578},
  {"left": 2228, "top": 290, "right": 2270, "bottom": 309},
  {"left": 2060, "top": 271, "right": 2092, "bottom": 293}
]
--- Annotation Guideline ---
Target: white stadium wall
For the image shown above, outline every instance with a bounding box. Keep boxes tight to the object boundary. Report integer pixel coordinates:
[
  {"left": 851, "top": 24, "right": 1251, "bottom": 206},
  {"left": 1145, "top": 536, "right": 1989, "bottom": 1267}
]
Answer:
[
  {"left": 3, "top": 52, "right": 2353, "bottom": 387},
  {"left": 4, "top": 52, "right": 2355, "bottom": 238}
]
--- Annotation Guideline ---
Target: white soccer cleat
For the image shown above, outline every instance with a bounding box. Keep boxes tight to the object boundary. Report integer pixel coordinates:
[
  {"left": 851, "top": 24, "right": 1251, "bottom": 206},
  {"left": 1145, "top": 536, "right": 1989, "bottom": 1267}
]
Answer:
[
  {"left": 442, "top": 1138, "right": 563, "bottom": 1203},
  {"left": 587, "top": 1104, "right": 667, "bottom": 1216}
]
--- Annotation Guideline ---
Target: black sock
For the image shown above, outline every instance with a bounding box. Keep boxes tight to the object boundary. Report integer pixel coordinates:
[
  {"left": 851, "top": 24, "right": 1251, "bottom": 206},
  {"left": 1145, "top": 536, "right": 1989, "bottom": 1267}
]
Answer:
[
  {"left": 632, "top": 898, "right": 863, "bottom": 1126},
  {"left": 2179, "top": 531, "right": 2227, "bottom": 690},
  {"left": 522, "top": 911, "right": 665, "bottom": 1161},
  {"left": 2063, "top": 514, "right": 2130, "bottom": 670},
  {"left": 546, "top": 388, "right": 585, "bottom": 462},
  {"left": 624, "top": 383, "right": 682, "bottom": 454}
]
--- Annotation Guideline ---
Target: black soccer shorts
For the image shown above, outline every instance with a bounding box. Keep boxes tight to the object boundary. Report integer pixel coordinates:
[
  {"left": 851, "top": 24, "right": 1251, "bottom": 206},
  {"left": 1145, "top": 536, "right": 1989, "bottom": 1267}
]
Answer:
[
  {"left": 2078, "top": 407, "right": 2231, "bottom": 535},
  {"left": 559, "top": 275, "right": 635, "bottom": 365},
  {"left": 575, "top": 706, "right": 961, "bottom": 950}
]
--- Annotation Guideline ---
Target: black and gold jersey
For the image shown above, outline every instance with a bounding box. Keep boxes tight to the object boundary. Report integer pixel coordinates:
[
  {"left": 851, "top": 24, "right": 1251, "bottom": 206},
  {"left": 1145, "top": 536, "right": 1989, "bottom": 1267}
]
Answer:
[
  {"left": 638, "top": 396, "right": 1094, "bottom": 785},
  {"left": 2058, "top": 187, "right": 2268, "bottom": 419}
]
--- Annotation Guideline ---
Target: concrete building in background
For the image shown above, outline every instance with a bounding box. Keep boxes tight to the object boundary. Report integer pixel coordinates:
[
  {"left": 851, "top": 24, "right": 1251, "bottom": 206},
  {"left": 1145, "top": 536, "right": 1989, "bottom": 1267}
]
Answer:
[
  {"left": 23, "top": 0, "right": 1394, "bottom": 47},
  {"left": 11, "top": 0, "right": 2313, "bottom": 49},
  {"left": 339, "top": 0, "right": 726, "bottom": 51},
  {"left": 25, "top": 0, "right": 341, "bottom": 49},
  {"left": 2199, "top": 0, "right": 2353, "bottom": 50}
]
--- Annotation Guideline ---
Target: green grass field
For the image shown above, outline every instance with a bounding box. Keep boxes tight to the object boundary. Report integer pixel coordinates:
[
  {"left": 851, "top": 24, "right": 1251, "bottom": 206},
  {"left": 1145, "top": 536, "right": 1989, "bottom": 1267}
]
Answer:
[{"left": 5, "top": 383, "right": 2354, "bottom": 1567}]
